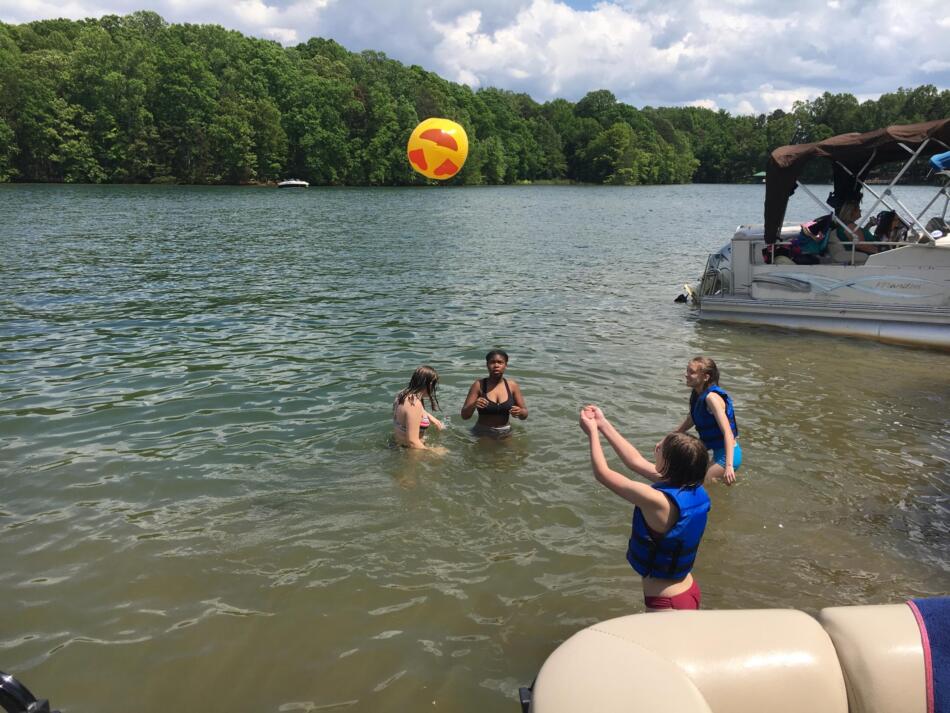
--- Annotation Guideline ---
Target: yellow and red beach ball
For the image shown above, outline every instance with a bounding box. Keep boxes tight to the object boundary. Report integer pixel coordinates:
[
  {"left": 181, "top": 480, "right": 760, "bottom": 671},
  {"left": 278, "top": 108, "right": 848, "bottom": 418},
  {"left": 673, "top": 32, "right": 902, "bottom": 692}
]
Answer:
[{"left": 407, "top": 118, "right": 469, "bottom": 180}]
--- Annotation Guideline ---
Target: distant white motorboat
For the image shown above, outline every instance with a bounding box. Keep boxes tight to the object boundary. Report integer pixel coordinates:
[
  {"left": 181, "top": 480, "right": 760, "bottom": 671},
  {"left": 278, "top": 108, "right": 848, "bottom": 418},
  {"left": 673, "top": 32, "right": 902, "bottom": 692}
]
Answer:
[
  {"left": 685, "top": 119, "right": 950, "bottom": 349},
  {"left": 277, "top": 178, "right": 308, "bottom": 188}
]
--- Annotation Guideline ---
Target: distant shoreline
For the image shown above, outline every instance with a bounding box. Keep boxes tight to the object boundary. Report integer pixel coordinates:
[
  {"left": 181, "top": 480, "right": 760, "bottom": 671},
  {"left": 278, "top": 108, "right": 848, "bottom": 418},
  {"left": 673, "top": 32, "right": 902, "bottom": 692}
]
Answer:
[{"left": 0, "top": 178, "right": 937, "bottom": 187}]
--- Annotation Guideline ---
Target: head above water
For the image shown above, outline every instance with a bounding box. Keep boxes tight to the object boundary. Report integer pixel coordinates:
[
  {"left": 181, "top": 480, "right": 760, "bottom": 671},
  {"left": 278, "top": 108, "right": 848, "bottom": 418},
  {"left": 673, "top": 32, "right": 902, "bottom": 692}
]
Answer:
[
  {"left": 485, "top": 349, "right": 509, "bottom": 364},
  {"left": 657, "top": 432, "right": 709, "bottom": 488},
  {"left": 398, "top": 365, "right": 440, "bottom": 410},
  {"left": 688, "top": 356, "right": 720, "bottom": 389}
]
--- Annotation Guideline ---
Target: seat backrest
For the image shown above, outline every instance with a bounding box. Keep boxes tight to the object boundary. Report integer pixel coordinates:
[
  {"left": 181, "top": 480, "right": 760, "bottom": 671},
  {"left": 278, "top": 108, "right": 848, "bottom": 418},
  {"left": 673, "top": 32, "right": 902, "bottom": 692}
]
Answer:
[
  {"left": 818, "top": 604, "right": 926, "bottom": 713},
  {"left": 531, "top": 609, "right": 849, "bottom": 713}
]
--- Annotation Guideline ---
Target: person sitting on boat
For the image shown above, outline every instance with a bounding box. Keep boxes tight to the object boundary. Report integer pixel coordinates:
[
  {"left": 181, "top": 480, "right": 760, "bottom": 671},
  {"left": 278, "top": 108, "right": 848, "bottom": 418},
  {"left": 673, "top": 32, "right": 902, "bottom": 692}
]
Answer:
[
  {"left": 663, "top": 356, "right": 741, "bottom": 485},
  {"left": 579, "top": 405, "right": 711, "bottom": 611},
  {"left": 832, "top": 200, "right": 878, "bottom": 253},
  {"left": 393, "top": 365, "right": 446, "bottom": 453},
  {"left": 768, "top": 213, "right": 832, "bottom": 264},
  {"left": 872, "top": 210, "right": 908, "bottom": 247},
  {"left": 460, "top": 349, "right": 528, "bottom": 437}
]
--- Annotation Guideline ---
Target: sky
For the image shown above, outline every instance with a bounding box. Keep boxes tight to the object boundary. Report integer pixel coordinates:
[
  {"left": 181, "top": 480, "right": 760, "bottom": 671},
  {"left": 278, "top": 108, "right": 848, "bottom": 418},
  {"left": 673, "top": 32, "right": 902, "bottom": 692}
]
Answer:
[{"left": 2, "top": 0, "right": 948, "bottom": 115}]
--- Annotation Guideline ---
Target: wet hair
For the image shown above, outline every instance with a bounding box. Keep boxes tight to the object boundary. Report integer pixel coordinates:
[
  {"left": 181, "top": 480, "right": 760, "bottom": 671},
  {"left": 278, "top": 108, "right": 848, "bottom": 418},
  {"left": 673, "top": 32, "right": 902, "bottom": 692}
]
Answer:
[
  {"left": 485, "top": 349, "right": 509, "bottom": 364},
  {"left": 689, "top": 356, "right": 720, "bottom": 388},
  {"left": 657, "top": 433, "right": 709, "bottom": 489},
  {"left": 396, "top": 365, "right": 440, "bottom": 411}
]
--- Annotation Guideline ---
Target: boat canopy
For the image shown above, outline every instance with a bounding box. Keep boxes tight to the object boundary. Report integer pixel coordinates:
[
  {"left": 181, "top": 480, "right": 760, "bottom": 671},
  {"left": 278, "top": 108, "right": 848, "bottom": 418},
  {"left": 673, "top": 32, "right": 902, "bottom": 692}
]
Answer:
[{"left": 764, "top": 118, "right": 950, "bottom": 243}]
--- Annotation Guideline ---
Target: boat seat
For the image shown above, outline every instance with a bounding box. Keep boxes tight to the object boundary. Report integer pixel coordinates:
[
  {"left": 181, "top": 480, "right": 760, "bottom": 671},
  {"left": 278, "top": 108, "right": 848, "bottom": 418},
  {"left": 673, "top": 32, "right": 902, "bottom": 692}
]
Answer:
[
  {"left": 825, "top": 232, "right": 869, "bottom": 265},
  {"left": 817, "top": 604, "right": 926, "bottom": 713},
  {"left": 528, "top": 605, "right": 925, "bottom": 713}
]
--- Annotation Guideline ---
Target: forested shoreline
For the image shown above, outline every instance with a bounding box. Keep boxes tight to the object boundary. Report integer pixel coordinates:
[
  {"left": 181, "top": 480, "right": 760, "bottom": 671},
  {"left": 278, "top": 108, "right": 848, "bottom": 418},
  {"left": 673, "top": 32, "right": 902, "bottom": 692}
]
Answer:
[{"left": 1, "top": 11, "right": 948, "bottom": 186}]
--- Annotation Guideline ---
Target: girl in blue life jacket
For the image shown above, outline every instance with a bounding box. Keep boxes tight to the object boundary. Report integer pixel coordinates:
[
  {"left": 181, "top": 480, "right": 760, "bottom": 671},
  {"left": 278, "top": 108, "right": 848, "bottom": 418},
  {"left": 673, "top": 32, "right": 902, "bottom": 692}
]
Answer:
[
  {"left": 580, "top": 405, "right": 710, "bottom": 611},
  {"left": 667, "top": 356, "right": 741, "bottom": 485}
]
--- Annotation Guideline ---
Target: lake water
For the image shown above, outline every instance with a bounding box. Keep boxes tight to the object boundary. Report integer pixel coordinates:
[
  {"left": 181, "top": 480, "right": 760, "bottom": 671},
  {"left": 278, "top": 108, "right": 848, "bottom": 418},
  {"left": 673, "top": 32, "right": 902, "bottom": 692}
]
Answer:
[{"left": 1, "top": 183, "right": 948, "bottom": 712}]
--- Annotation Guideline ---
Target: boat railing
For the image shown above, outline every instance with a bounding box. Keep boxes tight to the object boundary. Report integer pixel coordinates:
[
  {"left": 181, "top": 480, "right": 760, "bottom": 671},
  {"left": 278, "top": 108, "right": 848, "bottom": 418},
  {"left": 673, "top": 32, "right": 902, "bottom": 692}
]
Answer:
[
  {"left": 760, "top": 238, "right": 930, "bottom": 266},
  {"left": 699, "top": 257, "right": 732, "bottom": 297},
  {"left": 792, "top": 136, "right": 950, "bottom": 250}
]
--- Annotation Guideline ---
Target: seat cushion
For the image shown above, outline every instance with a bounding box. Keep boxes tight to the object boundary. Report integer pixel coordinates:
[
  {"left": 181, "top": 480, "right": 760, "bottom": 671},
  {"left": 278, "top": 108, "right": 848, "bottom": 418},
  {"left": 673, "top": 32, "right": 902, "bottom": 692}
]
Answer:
[
  {"left": 531, "top": 610, "right": 848, "bottom": 713},
  {"left": 818, "top": 604, "right": 926, "bottom": 713}
]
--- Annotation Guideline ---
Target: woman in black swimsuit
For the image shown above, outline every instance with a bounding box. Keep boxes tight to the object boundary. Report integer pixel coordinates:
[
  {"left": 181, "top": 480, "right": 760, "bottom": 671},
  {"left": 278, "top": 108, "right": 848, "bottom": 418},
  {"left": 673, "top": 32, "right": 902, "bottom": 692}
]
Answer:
[{"left": 460, "top": 350, "right": 528, "bottom": 436}]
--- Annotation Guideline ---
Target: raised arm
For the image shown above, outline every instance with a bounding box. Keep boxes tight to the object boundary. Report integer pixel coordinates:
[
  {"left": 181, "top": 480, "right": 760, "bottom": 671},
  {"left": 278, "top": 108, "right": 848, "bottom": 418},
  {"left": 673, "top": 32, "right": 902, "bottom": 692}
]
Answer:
[
  {"left": 509, "top": 380, "right": 528, "bottom": 420},
  {"left": 587, "top": 405, "right": 662, "bottom": 482},
  {"left": 580, "top": 409, "right": 672, "bottom": 527}
]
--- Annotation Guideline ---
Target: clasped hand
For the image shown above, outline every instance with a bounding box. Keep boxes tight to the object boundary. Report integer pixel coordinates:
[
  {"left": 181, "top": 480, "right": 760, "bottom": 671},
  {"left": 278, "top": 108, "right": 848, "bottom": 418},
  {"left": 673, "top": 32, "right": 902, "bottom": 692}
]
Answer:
[{"left": 579, "top": 404, "right": 605, "bottom": 434}]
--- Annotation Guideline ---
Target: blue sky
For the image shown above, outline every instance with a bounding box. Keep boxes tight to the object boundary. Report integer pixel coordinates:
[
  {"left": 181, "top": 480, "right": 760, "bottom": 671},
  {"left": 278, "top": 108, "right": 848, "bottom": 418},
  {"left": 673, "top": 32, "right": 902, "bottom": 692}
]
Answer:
[{"left": 2, "top": 0, "right": 948, "bottom": 115}]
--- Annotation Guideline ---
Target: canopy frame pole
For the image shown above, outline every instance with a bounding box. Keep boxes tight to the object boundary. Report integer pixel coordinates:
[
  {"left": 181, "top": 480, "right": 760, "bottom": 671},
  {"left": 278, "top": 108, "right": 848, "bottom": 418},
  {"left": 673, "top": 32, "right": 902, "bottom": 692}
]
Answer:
[
  {"left": 855, "top": 148, "right": 878, "bottom": 184},
  {"left": 913, "top": 183, "right": 950, "bottom": 225},
  {"left": 835, "top": 140, "right": 930, "bottom": 223},
  {"left": 848, "top": 182, "right": 901, "bottom": 225},
  {"left": 888, "top": 192, "right": 936, "bottom": 236}
]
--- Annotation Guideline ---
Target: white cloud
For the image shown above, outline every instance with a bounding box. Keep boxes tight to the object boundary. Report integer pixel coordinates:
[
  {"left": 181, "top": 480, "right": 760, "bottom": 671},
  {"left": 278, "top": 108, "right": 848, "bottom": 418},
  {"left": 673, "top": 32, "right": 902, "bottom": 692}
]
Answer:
[
  {"left": 263, "top": 26, "right": 298, "bottom": 43},
  {"left": 1, "top": 0, "right": 948, "bottom": 114},
  {"left": 921, "top": 60, "right": 950, "bottom": 74}
]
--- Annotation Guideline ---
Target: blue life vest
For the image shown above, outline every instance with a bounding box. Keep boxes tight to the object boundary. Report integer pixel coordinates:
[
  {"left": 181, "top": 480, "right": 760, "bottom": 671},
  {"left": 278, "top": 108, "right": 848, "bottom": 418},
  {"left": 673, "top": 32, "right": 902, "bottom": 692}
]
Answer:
[
  {"left": 690, "top": 385, "right": 738, "bottom": 451},
  {"left": 626, "top": 483, "right": 710, "bottom": 579}
]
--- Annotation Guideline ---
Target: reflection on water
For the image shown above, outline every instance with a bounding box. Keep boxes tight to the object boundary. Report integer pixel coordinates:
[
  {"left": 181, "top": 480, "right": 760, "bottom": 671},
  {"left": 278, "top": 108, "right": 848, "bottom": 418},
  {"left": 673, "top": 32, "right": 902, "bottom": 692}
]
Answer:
[{"left": 1, "top": 183, "right": 948, "bottom": 713}]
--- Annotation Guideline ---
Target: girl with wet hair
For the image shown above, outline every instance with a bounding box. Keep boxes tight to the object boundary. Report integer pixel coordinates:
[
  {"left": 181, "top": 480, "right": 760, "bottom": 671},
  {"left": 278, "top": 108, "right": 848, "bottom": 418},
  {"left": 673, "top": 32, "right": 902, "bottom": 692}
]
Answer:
[
  {"left": 671, "top": 356, "right": 741, "bottom": 485},
  {"left": 580, "top": 405, "right": 711, "bottom": 611},
  {"left": 460, "top": 349, "right": 528, "bottom": 437},
  {"left": 393, "top": 365, "right": 445, "bottom": 452}
]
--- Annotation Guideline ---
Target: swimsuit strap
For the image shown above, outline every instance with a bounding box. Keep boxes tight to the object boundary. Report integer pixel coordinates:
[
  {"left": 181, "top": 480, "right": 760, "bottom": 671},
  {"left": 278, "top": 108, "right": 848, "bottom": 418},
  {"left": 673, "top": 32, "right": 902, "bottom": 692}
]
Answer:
[{"left": 481, "top": 377, "right": 511, "bottom": 403}]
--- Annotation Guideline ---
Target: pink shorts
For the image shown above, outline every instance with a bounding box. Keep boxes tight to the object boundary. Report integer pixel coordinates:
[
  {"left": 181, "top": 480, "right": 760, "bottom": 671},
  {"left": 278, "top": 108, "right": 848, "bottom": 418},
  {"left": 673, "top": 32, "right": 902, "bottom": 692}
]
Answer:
[{"left": 644, "top": 579, "right": 701, "bottom": 611}]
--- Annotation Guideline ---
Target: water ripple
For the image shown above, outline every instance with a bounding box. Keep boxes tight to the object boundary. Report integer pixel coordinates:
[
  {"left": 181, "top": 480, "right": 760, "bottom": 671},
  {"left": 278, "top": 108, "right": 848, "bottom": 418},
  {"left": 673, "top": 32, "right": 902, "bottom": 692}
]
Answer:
[{"left": 1, "top": 184, "right": 948, "bottom": 713}]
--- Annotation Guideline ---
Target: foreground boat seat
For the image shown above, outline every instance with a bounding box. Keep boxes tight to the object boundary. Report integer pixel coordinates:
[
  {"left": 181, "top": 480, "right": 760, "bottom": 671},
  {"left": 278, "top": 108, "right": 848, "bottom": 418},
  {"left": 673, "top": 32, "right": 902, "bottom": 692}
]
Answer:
[
  {"left": 529, "top": 605, "right": 926, "bottom": 713},
  {"left": 818, "top": 604, "right": 925, "bottom": 713}
]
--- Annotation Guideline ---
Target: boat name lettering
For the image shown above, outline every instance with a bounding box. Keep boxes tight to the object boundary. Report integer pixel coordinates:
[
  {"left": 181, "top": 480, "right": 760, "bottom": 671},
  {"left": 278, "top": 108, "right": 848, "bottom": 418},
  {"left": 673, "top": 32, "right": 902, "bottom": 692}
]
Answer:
[{"left": 873, "top": 280, "right": 918, "bottom": 290}]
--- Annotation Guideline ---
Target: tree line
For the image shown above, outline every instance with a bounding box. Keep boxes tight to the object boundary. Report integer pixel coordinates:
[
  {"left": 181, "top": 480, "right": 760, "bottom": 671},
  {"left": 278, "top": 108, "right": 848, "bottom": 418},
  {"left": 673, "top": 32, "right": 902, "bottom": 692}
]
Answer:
[{"left": 1, "top": 12, "right": 948, "bottom": 186}]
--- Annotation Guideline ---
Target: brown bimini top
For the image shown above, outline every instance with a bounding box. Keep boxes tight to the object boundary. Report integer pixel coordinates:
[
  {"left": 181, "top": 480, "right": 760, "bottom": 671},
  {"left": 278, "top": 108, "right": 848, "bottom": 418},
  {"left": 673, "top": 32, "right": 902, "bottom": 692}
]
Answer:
[{"left": 764, "top": 118, "right": 950, "bottom": 243}]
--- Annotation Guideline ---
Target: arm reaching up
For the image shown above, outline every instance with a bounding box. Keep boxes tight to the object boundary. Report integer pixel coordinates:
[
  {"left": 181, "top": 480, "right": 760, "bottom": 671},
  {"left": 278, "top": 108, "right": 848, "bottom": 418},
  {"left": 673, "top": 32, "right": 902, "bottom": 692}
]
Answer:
[{"left": 585, "top": 405, "right": 662, "bottom": 482}]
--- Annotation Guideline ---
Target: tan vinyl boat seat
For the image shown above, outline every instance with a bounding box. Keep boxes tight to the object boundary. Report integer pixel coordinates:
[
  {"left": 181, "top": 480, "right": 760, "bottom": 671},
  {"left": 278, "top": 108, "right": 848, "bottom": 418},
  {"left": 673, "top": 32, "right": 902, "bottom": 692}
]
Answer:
[
  {"left": 529, "top": 604, "right": 925, "bottom": 713},
  {"left": 824, "top": 231, "right": 870, "bottom": 265}
]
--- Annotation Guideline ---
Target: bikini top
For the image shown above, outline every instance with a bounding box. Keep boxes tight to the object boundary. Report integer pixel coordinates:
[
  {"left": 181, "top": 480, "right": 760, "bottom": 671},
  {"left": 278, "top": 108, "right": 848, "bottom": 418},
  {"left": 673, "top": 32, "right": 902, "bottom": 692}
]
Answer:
[
  {"left": 393, "top": 397, "right": 430, "bottom": 432},
  {"left": 477, "top": 378, "right": 513, "bottom": 415}
]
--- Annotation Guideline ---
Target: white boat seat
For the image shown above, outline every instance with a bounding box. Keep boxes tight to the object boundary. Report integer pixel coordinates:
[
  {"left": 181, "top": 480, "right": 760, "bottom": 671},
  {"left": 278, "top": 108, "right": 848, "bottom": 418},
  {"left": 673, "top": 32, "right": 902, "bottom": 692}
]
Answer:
[
  {"left": 817, "top": 604, "right": 926, "bottom": 713},
  {"left": 529, "top": 605, "right": 926, "bottom": 713}
]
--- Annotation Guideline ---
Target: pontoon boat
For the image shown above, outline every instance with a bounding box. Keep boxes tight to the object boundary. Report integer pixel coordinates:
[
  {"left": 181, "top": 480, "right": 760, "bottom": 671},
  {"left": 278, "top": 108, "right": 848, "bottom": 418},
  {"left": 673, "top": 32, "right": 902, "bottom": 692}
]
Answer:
[{"left": 687, "top": 119, "right": 950, "bottom": 349}]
